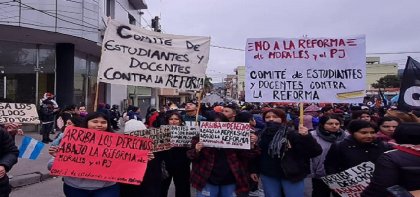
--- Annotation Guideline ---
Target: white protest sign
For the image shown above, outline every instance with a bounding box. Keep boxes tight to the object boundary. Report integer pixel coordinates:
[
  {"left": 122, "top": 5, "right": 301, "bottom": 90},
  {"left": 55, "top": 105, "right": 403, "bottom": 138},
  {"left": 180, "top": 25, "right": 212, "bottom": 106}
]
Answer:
[
  {"left": 125, "top": 127, "right": 171, "bottom": 152},
  {"left": 98, "top": 19, "right": 210, "bottom": 90},
  {"left": 245, "top": 36, "right": 366, "bottom": 103},
  {"left": 166, "top": 125, "right": 197, "bottom": 147},
  {"left": 199, "top": 121, "right": 251, "bottom": 149},
  {"left": 321, "top": 162, "right": 375, "bottom": 197},
  {"left": 0, "top": 103, "right": 40, "bottom": 124}
]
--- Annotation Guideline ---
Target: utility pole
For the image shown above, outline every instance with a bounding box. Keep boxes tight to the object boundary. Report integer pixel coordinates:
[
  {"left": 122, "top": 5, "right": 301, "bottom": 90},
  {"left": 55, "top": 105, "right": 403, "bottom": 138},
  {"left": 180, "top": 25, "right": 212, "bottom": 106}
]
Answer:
[{"left": 150, "top": 16, "right": 161, "bottom": 109}]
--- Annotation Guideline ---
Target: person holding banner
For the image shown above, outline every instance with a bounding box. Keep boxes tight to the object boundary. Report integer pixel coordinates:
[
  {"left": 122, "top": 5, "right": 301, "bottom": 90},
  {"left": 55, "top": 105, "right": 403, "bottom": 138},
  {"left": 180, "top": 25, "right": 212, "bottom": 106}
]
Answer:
[
  {"left": 324, "top": 120, "right": 392, "bottom": 177},
  {"left": 182, "top": 101, "right": 207, "bottom": 122},
  {"left": 361, "top": 123, "right": 420, "bottom": 197},
  {"left": 310, "top": 115, "right": 348, "bottom": 197},
  {"left": 187, "top": 113, "right": 260, "bottom": 197},
  {"left": 48, "top": 112, "right": 120, "bottom": 197},
  {"left": 160, "top": 111, "right": 191, "bottom": 197},
  {"left": 0, "top": 127, "right": 19, "bottom": 197},
  {"left": 251, "top": 108, "right": 322, "bottom": 197}
]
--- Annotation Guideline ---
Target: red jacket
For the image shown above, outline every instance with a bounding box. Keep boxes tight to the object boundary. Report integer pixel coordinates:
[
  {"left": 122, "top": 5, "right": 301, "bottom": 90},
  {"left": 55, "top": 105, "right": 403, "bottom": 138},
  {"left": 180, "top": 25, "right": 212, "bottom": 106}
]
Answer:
[{"left": 187, "top": 136, "right": 260, "bottom": 195}]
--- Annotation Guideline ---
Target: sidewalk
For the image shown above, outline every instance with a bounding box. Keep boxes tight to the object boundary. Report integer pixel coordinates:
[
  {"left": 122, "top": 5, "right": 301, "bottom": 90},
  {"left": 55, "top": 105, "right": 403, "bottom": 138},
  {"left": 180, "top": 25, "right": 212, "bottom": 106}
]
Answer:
[{"left": 9, "top": 130, "right": 54, "bottom": 188}]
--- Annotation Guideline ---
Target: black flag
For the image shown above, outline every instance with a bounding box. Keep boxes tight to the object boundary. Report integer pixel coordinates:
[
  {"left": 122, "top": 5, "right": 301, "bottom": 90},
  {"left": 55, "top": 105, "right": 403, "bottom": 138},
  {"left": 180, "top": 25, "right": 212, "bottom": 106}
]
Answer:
[{"left": 398, "top": 56, "right": 420, "bottom": 111}]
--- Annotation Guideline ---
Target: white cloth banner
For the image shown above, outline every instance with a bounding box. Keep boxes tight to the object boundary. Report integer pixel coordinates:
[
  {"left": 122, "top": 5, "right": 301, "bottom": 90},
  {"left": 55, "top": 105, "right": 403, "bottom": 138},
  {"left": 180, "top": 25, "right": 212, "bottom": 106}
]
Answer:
[
  {"left": 245, "top": 36, "right": 366, "bottom": 103},
  {"left": 0, "top": 103, "right": 40, "bottom": 124},
  {"left": 321, "top": 162, "right": 375, "bottom": 197},
  {"left": 199, "top": 121, "right": 251, "bottom": 150},
  {"left": 98, "top": 19, "right": 210, "bottom": 90}
]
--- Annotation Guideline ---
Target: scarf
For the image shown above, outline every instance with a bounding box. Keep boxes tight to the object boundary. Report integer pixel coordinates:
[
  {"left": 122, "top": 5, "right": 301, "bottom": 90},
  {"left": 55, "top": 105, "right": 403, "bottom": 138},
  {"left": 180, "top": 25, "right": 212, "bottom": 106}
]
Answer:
[
  {"left": 263, "top": 122, "right": 287, "bottom": 158},
  {"left": 376, "top": 131, "right": 395, "bottom": 143},
  {"left": 316, "top": 127, "right": 346, "bottom": 143},
  {"left": 394, "top": 144, "right": 420, "bottom": 157}
]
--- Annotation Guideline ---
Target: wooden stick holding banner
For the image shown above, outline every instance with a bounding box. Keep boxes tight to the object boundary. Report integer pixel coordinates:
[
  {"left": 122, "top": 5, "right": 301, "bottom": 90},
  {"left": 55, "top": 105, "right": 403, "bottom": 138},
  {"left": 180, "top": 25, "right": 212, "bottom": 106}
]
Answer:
[
  {"left": 93, "top": 81, "right": 99, "bottom": 112},
  {"left": 195, "top": 89, "right": 203, "bottom": 126},
  {"left": 299, "top": 102, "right": 304, "bottom": 125}
]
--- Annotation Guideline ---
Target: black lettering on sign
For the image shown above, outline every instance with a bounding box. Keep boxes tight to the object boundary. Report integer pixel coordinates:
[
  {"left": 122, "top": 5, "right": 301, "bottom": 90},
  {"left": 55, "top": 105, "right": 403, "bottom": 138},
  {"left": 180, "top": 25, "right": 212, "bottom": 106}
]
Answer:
[
  {"left": 116, "top": 25, "right": 172, "bottom": 46},
  {"left": 103, "top": 67, "right": 153, "bottom": 83},
  {"left": 129, "top": 57, "right": 191, "bottom": 74},
  {"left": 186, "top": 41, "right": 200, "bottom": 51},
  {"left": 273, "top": 90, "right": 320, "bottom": 100}
]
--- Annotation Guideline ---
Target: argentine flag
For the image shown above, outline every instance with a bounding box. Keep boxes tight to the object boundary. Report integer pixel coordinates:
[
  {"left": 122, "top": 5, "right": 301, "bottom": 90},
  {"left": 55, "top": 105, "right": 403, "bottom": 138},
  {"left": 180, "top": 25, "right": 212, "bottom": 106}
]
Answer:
[{"left": 18, "top": 136, "right": 45, "bottom": 160}]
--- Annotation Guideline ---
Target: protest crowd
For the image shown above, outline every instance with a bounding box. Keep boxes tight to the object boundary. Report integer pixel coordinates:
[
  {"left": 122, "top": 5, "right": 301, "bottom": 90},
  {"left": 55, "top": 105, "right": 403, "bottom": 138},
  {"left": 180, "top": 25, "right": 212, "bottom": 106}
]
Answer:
[
  {"left": 0, "top": 19, "right": 419, "bottom": 197},
  {"left": 1, "top": 96, "right": 420, "bottom": 197}
]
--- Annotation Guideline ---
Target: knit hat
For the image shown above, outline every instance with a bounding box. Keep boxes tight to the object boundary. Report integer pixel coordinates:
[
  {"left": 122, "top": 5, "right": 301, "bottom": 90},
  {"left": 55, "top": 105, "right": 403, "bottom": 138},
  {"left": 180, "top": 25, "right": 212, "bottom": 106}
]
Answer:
[
  {"left": 393, "top": 123, "right": 420, "bottom": 145},
  {"left": 124, "top": 119, "right": 147, "bottom": 134}
]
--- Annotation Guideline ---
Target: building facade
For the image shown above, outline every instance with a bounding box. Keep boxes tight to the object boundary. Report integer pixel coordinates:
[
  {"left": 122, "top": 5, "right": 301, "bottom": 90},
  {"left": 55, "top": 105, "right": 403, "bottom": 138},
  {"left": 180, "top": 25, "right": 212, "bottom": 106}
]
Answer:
[
  {"left": 234, "top": 66, "right": 245, "bottom": 101},
  {"left": 366, "top": 57, "right": 398, "bottom": 90},
  {"left": 0, "top": 0, "right": 148, "bottom": 113}
]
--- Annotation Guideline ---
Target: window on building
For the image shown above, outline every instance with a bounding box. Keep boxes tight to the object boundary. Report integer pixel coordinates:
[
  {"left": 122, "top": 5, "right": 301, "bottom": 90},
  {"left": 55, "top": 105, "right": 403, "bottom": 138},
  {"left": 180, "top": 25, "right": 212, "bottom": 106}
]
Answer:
[
  {"left": 105, "top": 0, "right": 115, "bottom": 18},
  {"left": 128, "top": 14, "right": 136, "bottom": 25}
]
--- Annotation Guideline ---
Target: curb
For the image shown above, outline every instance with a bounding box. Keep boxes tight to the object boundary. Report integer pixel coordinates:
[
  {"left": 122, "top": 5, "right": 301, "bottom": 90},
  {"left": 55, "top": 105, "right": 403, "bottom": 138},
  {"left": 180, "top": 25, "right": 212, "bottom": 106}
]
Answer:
[{"left": 10, "top": 172, "right": 52, "bottom": 188}]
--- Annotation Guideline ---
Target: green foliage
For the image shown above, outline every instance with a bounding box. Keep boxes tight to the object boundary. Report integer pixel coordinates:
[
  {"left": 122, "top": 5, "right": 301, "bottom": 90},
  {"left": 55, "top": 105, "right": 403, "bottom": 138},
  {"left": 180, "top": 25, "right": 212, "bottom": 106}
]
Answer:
[{"left": 371, "top": 75, "right": 401, "bottom": 88}]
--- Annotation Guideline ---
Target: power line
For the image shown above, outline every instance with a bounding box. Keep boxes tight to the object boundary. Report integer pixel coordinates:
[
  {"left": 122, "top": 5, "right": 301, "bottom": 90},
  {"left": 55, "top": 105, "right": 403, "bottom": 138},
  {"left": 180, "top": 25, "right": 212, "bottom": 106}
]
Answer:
[{"left": 13, "top": 1, "right": 99, "bottom": 30}]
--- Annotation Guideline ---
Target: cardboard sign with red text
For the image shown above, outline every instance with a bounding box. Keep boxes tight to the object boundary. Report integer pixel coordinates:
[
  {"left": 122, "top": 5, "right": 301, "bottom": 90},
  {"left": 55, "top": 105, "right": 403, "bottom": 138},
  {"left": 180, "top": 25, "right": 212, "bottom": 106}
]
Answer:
[
  {"left": 50, "top": 126, "right": 153, "bottom": 185},
  {"left": 125, "top": 127, "right": 172, "bottom": 152},
  {"left": 322, "top": 162, "right": 375, "bottom": 197},
  {"left": 199, "top": 121, "right": 251, "bottom": 149}
]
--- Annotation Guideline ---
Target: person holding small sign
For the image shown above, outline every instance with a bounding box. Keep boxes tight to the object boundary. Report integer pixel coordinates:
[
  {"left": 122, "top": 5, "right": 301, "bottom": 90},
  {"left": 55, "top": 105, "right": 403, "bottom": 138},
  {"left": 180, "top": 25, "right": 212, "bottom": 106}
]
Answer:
[
  {"left": 48, "top": 112, "right": 120, "bottom": 197},
  {"left": 160, "top": 111, "right": 191, "bottom": 197},
  {"left": 250, "top": 108, "right": 322, "bottom": 197},
  {"left": 324, "top": 120, "right": 392, "bottom": 175},
  {"left": 187, "top": 112, "right": 260, "bottom": 197}
]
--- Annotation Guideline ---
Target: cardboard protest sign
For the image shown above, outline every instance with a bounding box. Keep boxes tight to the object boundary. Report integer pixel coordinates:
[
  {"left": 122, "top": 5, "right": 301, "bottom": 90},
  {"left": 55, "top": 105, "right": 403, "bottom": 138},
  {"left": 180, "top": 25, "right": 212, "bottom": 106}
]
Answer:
[
  {"left": 245, "top": 36, "right": 366, "bottom": 103},
  {"left": 0, "top": 103, "right": 39, "bottom": 124},
  {"left": 199, "top": 121, "right": 251, "bottom": 149},
  {"left": 125, "top": 127, "right": 172, "bottom": 152},
  {"left": 50, "top": 126, "right": 152, "bottom": 185},
  {"left": 167, "top": 125, "right": 197, "bottom": 147},
  {"left": 98, "top": 19, "right": 210, "bottom": 90},
  {"left": 321, "top": 162, "right": 375, "bottom": 197}
]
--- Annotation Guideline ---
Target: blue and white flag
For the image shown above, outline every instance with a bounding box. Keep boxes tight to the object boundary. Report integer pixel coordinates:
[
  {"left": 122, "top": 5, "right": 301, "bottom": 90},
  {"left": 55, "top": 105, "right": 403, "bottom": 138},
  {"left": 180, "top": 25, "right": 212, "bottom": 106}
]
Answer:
[{"left": 18, "top": 136, "right": 45, "bottom": 160}]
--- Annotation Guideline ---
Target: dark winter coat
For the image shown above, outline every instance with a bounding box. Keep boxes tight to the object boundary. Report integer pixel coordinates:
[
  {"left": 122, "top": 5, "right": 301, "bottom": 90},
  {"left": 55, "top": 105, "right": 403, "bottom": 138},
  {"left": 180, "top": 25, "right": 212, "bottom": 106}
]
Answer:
[
  {"left": 324, "top": 136, "right": 392, "bottom": 175},
  {"left": 255, "top": 127, "right": 322, "bottom": 182},
  {"left": 0, "top": 129, "right": 19, "bottom": 196},
  {"left": 361, "top": 149, "right": 420, "bottom": 197}
]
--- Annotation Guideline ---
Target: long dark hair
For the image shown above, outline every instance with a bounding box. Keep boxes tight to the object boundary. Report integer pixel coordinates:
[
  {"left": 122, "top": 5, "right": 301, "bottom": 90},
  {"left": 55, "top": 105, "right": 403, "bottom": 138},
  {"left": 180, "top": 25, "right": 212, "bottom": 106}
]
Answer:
[
  {"left": 164, "top": 111, "right": 185, "bottom": 126},
  {"left": 81, "top": 112, "right": 113, "bottom": 132}
]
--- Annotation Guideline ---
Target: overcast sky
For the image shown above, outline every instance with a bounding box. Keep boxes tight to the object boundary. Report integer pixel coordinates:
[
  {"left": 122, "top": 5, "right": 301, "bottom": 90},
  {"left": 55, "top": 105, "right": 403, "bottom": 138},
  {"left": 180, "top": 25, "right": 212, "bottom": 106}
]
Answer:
[{"left": 145, "top": 0, "right": 420, "bottom": 82}]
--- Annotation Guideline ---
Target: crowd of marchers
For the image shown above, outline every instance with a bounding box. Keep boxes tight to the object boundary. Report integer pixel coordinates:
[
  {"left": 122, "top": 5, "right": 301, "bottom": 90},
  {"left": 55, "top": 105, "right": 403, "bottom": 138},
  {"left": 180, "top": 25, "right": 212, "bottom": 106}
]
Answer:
[{"left": 1, "top": 97, "right": 420, "bottom": 197}]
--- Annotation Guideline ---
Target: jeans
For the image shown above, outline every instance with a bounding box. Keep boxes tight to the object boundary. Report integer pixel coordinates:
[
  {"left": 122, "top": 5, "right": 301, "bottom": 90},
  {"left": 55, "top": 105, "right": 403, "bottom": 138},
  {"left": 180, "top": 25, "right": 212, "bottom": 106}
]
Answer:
[
  {"left": 63, "top": 183, "right": 120, "bottom": 197},
  {"left": 196, "top": 183, "right": 235, "bottom": 197},
  {"left": 260, "top": 175, "right": 304, "bottom": 197}
]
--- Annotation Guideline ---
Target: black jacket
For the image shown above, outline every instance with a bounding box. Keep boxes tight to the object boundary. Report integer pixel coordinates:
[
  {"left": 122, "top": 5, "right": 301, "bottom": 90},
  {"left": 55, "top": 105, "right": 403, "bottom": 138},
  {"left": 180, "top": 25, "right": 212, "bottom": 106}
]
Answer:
[
  {"left": 256, "top": 127, "right": 322, "bottom": 182},
  {"left": 324, "top": 136, "right": 392, "bottom": 175},
  {"left": 361, "top": 149, "right": 420, "bottom": 197},
  {"left": 0, "top": 129, "right": 19, "bottom": 195}
]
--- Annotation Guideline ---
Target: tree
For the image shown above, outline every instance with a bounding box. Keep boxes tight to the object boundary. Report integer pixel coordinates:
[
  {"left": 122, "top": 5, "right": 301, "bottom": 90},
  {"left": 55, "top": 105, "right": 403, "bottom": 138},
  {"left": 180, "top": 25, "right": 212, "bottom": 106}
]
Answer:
[
  {"left": 203, "top": 76, "right": 213, "bottom": 94},
  {"left": 371, "top": 75, "right": 401, "bottom": 88}
]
